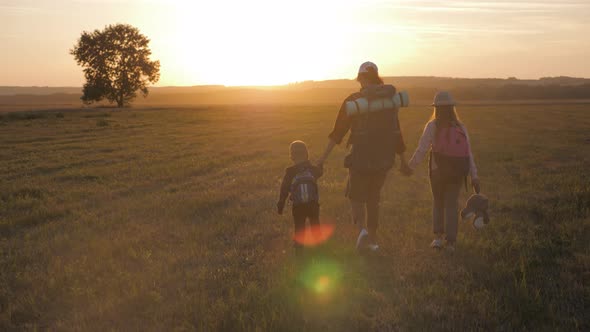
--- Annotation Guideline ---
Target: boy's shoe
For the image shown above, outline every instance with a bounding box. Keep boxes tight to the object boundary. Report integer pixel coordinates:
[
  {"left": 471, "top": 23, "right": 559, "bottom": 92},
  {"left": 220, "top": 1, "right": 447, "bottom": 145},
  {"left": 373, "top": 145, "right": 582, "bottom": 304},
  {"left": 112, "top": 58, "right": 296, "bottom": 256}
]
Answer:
[
  {"left": 293, "top": 242, "right": 304, "bottom": 257},
  {"left": 430, "top": 238, "right": 443, "bottom": 249},
  {"left": 356, "top": 228, "right": 369, "bottom": 251}
]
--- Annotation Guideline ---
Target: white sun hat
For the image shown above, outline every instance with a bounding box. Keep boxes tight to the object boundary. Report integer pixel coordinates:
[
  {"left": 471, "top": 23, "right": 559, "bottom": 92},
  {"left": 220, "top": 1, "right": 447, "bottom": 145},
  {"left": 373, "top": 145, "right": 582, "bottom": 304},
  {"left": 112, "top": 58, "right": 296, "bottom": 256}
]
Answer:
[
  {"left": 432, "top": 91, "right": 456, "bottom": 106},
  {"left": 358, "top": 61, "right": 378, "bottom": 74}
]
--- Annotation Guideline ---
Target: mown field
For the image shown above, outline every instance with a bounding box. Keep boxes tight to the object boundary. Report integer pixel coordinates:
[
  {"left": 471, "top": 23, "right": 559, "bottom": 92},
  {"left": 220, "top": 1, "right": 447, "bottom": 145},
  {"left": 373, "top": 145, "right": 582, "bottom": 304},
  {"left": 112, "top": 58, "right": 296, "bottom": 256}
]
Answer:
[{"left": 1, "top": 103, "right": 589, "bottom": 331}]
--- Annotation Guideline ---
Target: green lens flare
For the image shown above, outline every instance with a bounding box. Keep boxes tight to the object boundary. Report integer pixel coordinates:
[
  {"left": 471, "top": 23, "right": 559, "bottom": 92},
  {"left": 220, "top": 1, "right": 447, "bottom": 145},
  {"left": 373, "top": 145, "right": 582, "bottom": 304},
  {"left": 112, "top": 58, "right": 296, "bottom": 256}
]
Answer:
[
  {"left": 315, "top": 275, "right": 331, "bottom": 293},
  {"left": 299, "top": 259, "right": 342, "bottom": 295}
]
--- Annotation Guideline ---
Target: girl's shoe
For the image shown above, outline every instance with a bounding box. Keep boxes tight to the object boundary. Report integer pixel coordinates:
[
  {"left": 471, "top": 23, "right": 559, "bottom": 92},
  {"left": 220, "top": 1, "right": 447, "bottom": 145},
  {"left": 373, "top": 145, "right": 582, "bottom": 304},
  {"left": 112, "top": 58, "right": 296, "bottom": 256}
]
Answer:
[
  {"left": 430, "top": 238, "right": 443, "bottom": 249},
  {"left": 446, "top": 242, "right": 456, "bottom": 252},
  {"left": 367, "top": 243, "right": 380, "bottom": 252}
]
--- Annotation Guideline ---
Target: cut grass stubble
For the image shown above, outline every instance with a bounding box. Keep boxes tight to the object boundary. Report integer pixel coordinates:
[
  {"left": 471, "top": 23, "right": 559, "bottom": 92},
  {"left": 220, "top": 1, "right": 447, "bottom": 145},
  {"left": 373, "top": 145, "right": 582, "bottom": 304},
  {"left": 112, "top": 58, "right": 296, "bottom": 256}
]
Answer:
[{"left": 0, "top": 104, "right": 589, "bottom": 331}]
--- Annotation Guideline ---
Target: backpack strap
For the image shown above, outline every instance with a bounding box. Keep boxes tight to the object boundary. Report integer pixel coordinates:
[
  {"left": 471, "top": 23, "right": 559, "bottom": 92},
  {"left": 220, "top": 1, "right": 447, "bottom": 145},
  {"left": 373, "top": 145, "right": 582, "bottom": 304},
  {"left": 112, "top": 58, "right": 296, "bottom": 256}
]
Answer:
[
  {"left": 429, "top": 121, "right": 435, "bottom": 178},
  {"left": 353, "top": 99, "right": 361, "bottom": 116}
]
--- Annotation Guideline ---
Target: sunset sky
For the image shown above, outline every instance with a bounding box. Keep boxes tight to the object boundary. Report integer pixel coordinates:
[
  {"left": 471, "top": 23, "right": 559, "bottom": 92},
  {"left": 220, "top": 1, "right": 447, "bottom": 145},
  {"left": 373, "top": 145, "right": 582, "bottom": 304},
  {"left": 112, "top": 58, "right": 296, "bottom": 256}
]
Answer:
[{"left": 1, "top": 0, "right": 589, "bottom": 86}]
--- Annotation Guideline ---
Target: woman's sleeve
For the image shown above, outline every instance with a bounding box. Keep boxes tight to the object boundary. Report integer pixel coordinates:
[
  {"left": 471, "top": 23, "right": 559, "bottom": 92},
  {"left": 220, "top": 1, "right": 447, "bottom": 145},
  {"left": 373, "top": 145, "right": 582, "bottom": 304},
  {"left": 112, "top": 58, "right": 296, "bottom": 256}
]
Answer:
[
  {"left": 408, "top": 122, "right": 434, "bottom": 170},
  {"left": 394, "top": 116, "right": 407, "bottom": 154},
  {"left": 328, "top": 99, "right": 352, "bottom": 144},
  {"left": 463, "top": 126, "right": 478, "bottom": 179}
]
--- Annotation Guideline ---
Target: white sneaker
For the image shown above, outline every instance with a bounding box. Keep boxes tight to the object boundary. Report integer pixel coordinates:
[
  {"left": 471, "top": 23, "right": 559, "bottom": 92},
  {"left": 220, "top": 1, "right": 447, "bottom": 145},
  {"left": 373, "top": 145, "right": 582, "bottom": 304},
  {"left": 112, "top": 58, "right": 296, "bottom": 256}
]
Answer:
[
  {"left": 367, "top": 243, "right": 380, "bottom": 252},
  {"left": 356, "top": 228, "right": 369, "bottom": 251},
  {"left": 430, "top": 238, "right": 443, "bottom": 249}
]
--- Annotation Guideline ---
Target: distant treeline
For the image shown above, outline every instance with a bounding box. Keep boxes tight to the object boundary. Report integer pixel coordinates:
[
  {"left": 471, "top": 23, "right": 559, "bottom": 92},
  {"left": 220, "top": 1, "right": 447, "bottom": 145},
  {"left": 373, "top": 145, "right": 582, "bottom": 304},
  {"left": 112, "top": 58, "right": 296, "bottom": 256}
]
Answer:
[
  {"left": 408, "top": 84, "right": 590, "bottom": 101},
  {"left": 2, "top": 77, "right": 590, "bottom": 107}
]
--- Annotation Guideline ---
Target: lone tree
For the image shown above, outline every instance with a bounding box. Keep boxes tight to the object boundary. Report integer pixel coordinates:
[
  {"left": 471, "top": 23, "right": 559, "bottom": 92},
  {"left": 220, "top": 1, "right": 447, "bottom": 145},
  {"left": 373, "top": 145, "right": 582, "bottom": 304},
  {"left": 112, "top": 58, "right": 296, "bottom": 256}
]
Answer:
[{"left": 71, "top": 24, "right": 160, "bottom": 107}]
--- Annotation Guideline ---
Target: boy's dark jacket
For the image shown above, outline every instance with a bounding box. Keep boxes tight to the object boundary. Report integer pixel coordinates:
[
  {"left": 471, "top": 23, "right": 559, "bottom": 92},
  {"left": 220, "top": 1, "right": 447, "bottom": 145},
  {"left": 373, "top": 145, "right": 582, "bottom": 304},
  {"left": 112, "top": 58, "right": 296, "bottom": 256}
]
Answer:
[{"left": 277, "top": 161, "right": 323, "bottom": 214}]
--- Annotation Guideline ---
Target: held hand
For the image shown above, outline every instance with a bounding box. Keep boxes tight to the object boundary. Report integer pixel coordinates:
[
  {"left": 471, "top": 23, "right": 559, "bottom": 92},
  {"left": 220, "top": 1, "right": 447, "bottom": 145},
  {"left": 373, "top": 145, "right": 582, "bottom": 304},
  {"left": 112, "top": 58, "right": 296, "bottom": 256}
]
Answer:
[
  {"left": 316, "top": 159, "right": 324, "bottom": 169},
  {"left": 400, "top": 161, "right": 413, "bottom": 177},
  {"left": 472, "top": 178, "right": 481, "bottom": 194},
  {"left": 316, "top": 157, "right": 325, "bottom": 167}
]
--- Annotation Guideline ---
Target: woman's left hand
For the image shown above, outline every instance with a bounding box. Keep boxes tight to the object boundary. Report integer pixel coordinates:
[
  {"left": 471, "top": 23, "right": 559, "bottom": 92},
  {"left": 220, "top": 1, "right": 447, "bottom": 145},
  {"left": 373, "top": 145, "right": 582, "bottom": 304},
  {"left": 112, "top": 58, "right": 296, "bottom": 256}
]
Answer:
[{"left": 472, "top": 178, "right": 481, "bottom": 194}]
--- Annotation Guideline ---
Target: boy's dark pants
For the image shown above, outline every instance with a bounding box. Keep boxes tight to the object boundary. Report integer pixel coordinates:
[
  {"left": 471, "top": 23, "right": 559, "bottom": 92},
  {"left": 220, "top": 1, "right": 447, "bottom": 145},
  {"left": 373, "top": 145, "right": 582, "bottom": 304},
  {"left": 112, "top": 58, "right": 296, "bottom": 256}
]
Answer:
[
  {"left": 292, "top": 202, "right": 320, "bottom": 248},
  {"left": 430, "top": 171, "right": 462, "bottom": 243}
]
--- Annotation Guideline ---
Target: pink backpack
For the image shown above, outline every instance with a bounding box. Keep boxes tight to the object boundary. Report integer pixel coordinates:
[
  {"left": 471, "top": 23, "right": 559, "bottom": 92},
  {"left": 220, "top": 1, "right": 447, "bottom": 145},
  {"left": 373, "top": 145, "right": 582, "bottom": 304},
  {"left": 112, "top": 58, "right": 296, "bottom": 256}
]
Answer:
[{"left": 431, "top": 123, "right": 470, "bottom": 178}]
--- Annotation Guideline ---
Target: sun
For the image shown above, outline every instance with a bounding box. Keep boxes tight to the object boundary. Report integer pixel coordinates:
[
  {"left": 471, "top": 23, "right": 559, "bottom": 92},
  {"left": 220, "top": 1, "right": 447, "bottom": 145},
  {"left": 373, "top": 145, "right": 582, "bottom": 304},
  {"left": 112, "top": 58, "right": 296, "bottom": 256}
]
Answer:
[
  {"left": 157, "top": 0, "right": 352, "bottom": 86},
  {"left": 142, "top": 0, "right": 419, "bottom": 86}
]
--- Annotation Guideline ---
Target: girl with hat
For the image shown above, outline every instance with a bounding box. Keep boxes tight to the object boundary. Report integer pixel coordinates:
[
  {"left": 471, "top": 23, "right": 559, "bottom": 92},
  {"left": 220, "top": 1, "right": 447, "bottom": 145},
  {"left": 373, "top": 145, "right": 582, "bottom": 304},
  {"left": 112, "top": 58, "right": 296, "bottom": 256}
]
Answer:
[{"left": 407, "top": 91, "right": 481, "bottom": 251}]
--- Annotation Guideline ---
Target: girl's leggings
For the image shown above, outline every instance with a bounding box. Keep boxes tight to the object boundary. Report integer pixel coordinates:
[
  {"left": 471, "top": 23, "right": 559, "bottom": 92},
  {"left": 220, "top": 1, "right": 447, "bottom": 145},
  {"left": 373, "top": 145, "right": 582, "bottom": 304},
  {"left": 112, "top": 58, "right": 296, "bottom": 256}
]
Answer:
[{"left": 430, "top": 171, "right": 462, "bottom": 243}]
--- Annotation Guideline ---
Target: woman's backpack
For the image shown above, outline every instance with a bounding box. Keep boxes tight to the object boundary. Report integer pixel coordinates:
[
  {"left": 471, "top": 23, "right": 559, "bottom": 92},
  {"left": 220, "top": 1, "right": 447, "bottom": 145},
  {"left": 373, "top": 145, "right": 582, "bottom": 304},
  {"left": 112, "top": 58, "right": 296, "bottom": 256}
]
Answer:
[
  {"left": 343, "top": 84, "right": 404, "bottom": 173},
  {"left": 431, "top": 123, "right": 470, "bottom": 178},
  {"left": 290, "top": 168, "right": 319, "bottom": 205}
]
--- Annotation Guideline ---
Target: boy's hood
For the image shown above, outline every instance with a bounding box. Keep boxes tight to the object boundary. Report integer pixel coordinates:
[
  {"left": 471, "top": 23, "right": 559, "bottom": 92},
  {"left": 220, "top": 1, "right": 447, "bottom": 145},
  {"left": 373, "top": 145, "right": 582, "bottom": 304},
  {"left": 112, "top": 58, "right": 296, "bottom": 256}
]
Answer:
[
  {"left": 289, "top": 160, "right": 312, "bottom": 172},
  {"left": 294, "top": 160, "right": 312, "bottom": 169}
]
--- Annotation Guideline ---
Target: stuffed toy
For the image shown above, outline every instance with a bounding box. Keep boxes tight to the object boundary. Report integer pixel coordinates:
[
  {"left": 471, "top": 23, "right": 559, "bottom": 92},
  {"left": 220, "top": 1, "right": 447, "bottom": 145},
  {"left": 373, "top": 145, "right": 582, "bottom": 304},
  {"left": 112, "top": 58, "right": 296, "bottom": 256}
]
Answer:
[{"left": 461, "top": 194, "right": 489, "bottom": 229}]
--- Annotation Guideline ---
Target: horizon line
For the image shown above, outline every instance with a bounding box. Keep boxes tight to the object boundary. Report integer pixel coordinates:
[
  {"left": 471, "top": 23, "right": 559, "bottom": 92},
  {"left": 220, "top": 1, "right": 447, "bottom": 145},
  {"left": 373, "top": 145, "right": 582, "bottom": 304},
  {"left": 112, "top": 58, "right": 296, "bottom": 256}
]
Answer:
[{"left": 1, "top": 75, "right": 589, "bottom": 89}]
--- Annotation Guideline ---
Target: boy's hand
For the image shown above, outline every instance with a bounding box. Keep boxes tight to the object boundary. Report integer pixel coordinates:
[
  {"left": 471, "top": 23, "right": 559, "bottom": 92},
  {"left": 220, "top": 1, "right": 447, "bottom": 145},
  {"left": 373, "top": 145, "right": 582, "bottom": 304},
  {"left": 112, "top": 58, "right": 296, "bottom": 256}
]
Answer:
[
  {"left": 277, "top": 202, "right": 284, "bottom": 215},
  {"left": 472, "top": 178, "right": 481, "bottom": 194}
]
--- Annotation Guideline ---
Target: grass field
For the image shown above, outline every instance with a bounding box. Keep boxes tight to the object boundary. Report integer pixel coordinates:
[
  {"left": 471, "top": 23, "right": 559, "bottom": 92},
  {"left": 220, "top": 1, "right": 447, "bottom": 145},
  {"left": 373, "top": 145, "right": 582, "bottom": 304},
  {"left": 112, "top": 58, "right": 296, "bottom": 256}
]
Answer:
[{"left": 1, "top": 103, "right": 589, "bottom": 331}]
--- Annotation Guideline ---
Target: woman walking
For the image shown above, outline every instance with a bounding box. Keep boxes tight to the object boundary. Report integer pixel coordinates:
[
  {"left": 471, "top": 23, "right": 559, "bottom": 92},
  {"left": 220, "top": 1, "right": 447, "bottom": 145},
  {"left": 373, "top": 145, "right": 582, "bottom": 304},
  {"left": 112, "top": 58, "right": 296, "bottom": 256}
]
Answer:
[{"left": 318, "top": 61, "right": 410, "bottom": 252}]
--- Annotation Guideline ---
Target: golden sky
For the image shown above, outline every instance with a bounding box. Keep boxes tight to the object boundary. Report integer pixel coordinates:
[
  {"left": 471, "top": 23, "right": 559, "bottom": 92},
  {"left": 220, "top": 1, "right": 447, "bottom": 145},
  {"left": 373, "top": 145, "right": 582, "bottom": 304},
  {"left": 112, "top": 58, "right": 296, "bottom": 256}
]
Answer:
[{"left": 1, "top": 0, "right": 590, "bottom": 86}]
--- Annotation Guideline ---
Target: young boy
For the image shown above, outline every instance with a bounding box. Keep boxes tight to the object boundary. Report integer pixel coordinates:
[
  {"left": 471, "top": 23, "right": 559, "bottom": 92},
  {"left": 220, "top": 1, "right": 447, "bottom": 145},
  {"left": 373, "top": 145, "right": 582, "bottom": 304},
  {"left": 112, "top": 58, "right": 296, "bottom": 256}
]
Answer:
[{"left": 277, "top": 140, "right": 323, "bottom": 254}]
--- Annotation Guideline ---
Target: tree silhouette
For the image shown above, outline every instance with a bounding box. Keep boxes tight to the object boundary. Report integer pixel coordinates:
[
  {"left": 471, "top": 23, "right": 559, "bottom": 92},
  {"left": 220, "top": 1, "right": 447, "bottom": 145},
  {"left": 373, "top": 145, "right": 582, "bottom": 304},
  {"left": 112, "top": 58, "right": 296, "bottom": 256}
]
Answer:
[{"left": 71, "top": 24, "right": 160, "bottom": 107}]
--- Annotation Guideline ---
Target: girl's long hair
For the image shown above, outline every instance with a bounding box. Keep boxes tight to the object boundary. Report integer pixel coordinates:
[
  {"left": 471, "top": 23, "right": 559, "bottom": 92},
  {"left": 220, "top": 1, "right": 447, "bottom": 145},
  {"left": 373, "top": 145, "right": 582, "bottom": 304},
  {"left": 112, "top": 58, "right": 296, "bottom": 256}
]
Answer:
[
  {"left": 430, "top": 105, "right": 463, "bottom": 143},
  {"left": 356, "top": 66, "right": 384, "bottom": 85},
  {"left": 430, "top": 105, "right": 462, "bottom": 126}
]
